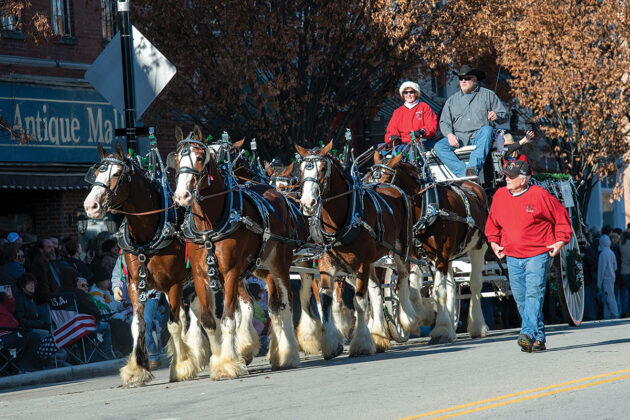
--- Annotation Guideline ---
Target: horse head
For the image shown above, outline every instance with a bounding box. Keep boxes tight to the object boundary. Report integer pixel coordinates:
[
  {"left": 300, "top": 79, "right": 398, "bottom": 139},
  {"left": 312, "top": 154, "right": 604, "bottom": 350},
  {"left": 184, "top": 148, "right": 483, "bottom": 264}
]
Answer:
[
  {"left": 368, "top": 152, "right": 403, "bottom": 184},
  {"left": 84, "top": 142, "right": 133, "bottom": 219},
  {"left": 170, "top": 126, "right": 214, "bottom": 207},
  {"left": 295, "top": 140, "right": 334, "bottom": 216}
]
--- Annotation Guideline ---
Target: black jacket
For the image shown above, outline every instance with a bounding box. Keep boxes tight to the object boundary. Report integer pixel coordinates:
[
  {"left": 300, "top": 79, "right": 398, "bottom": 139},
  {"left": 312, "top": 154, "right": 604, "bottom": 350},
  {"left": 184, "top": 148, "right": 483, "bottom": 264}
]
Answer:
[{"left": 14, "top": 289, "right": 50, "bottom": 331}]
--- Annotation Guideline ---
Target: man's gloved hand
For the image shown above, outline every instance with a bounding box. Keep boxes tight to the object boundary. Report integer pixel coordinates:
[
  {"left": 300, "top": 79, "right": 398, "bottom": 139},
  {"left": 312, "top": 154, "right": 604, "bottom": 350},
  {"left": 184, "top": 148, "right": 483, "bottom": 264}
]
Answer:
[
  {"left": 412, "top": 129, "right": 427, "bottom": 139},
  {"left": 389, "top": 135, "right": 401, "bottom": 144},
  {"left": 113, "top": 286, "right": 124, "bottom": 302}
]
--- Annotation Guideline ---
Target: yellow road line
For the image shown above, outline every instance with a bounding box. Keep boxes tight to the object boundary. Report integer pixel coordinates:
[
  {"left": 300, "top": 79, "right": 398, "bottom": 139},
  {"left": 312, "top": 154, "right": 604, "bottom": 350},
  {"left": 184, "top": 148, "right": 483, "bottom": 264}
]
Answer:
[{"left": 401, "top": 369, "right": 630, "bottom": 420}]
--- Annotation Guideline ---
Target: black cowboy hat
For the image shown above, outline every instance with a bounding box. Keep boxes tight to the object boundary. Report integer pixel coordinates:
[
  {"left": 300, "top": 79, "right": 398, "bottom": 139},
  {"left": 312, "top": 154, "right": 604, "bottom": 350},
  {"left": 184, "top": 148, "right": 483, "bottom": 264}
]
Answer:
[{"left": 454, "top": 65, "right": 486, "bottom": 81}]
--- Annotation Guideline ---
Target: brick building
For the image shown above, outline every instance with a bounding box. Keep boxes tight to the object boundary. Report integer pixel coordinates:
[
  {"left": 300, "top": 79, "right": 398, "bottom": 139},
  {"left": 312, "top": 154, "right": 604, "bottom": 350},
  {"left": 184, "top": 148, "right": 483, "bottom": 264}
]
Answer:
[{"left": 0, "top": 1, "right": 123, "bottom": 241}]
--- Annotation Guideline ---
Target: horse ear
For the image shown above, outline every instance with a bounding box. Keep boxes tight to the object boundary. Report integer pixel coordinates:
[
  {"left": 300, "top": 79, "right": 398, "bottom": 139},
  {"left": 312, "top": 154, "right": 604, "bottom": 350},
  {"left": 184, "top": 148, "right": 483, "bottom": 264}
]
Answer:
[
  {"left": 175, "top": 126, "right": 184, "bottom": 142},
  {"left": 388, "top": 152, "right": 403, "bottom": 168},
  {"left": 279, "top": 161, "right": 294, "bottom": 177},
  {"left": 320, "top": 140, "right": 334, "bottom": 156},
  {"left": 97, "top": 143, "right": 107, "bottom": 159},
  {"left": 115, "top": 142, "right": 125, "bottom": 158},
  {"left": 233, "top": 139, "right": 245, "bottom": 150},
  {"left": 193, "top": 125, "right": 203, "bottom": 141},
  {"left": 373, "top": 151, "right": 381, "bottom": 165},
  {"left": 295, "top": 142, "right": 309, "bottom": 158}
]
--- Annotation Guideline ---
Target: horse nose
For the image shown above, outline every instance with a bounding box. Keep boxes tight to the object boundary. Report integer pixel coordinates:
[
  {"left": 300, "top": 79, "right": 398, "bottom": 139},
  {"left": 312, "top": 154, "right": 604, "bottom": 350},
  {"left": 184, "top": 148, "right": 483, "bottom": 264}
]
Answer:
[
  {"left": 85, "top": 200, "right": 99, "bottom": 213},
  {"left": 174, "top": 190, "right": 191, "bottom": 204}
]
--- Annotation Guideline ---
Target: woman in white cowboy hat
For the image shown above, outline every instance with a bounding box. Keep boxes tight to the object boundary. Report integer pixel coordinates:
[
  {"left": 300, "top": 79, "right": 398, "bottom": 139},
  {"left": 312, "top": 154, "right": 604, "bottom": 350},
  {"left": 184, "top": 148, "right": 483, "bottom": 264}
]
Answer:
[{"left": 384, "top": 81, "right": 438, "bottom": 146}]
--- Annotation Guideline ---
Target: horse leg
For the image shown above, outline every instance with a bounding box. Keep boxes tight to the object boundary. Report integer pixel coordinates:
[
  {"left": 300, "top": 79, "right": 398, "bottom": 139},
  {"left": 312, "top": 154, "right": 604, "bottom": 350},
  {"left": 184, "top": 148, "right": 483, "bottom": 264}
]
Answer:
[
  {"left": 367, "top": 266, "right": 390, "bottom": 353},
  {"left": 185, "top": 295, "right": 210, "bottom": 371},
  {"left": 318, "top": 258, "right": 345, "bottom": 360},
  {"left": 266, "top": 256, "right": 301, "bottom": 370},
  {"left": 409, "top": 264, "right": 436, "bottom": 326},
  {"left": 312, "top": 278, "right": 323, "bottom": 321},
  {"left": 349, "top": 265, "right": 376, "bottom": 357},
  {"left": 393, "top": 256, "right": 417, "bottom": 333},
  {"left": 332, "top": 279, "right": 355, "bottom": 340},
  {"left": 467, "top": 241, "right": 489, "bottom": 338},
  {"left": 213, "top": 270, "right": 248, "bottom": 380},
  {"left": 120, "top": 301, "right": 153, "bottom": 387},
  {"left": 165, "top": 285, "right": 198, "bottom": 382},
  {"left": 296, "top": 271, "right": 322, "bottom": 355},
  {"left": 430, "top": 264, "right": 457, "bottom": 344},
  {"left": 446, "top": 267, "right": 459, "bottom": 331},
  {"left": 235, "top": 281, "right": 261, "bottom": 365},
  {"left": 191, "top": 264, "right": 223, "bottom": 378}
]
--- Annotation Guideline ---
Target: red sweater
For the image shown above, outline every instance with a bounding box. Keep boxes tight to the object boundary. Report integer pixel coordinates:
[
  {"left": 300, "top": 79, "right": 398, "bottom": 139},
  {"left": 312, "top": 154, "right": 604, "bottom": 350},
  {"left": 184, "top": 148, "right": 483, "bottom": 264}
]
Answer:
[
  {"left": 485, "top": 185, "right": 573, "bottom": 258},
  {"left": 384, "top": 102, "right": 438, "bottom": 143}
]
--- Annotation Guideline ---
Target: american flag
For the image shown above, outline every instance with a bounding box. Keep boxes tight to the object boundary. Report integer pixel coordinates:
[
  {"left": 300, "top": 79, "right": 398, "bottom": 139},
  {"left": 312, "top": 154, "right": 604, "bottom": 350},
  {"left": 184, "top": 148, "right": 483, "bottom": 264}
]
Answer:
[{"left": 51, "top": 310, "right": 97, "bottom": 349}]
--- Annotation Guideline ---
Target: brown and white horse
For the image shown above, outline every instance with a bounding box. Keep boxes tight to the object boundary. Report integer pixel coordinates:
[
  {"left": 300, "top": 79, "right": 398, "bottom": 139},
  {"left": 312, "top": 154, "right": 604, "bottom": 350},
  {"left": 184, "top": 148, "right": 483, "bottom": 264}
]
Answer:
[
  {"left": 295, "top": 141, "right": 416, "bottom": 359},
  {"left": 83, "top": 143, "right": 205, "bottom": 386},
  {"left": 370, "top": 154, "right": 489, "bottom": 342},
  {"left": 171, "top": 130, "right": 300, "bottom": 379}
]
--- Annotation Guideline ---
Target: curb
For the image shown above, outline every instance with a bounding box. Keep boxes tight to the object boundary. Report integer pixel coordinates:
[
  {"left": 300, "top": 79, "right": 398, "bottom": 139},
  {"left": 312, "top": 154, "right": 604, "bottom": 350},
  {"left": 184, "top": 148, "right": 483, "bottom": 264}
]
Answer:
[{"left": 0, "top": 354, "right": 169, "bottom": 391}]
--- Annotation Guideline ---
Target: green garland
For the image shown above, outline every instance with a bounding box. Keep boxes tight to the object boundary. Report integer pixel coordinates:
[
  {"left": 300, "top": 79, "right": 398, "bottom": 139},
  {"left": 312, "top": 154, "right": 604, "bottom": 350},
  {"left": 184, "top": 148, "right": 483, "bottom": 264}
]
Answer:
[
  {"left": 533, "top": 172, "right": 571, "bottom": 182},
  {"left": 566, "top": 248, "right": 584, "bottom": 293}
]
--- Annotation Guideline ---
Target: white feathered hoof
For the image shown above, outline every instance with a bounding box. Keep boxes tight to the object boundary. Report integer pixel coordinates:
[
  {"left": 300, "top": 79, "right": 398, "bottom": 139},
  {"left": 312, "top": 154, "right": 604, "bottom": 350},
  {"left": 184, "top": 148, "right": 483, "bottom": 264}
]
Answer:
[
  {"left": 321, "top": 326, "right": 345, "bottom": 360},
  {"left": 209, "top": 355, "right": 248, "bottom": 380},
  {"left": 429, "top": 326, "right": 456, "bottom": 344},
  {"left": 236, "top": 331, "right": 260, "bottom": 366},
  {"left": 413, "top": 297, "right": 437, "bottom": 327},
  {"left": 371, "top": 333, "right": 391, "bottom": 353},
  {"left": 296, "top": 320, "right": 323, "bottom": 355},
  {"left": 349, "top": 322, "right": 376, "bottom": 357},
  {"left": 269, "top": 340, "right": 300, "bottom": 371},
  {"left": 169, "top": 356, "right": 198, "bottom": 382},
  {"left": 468, "top": 321, "right": 489, "bottom": 339},
  {"left": 120, "top": 355, "right": 153, "bottom": 387}
]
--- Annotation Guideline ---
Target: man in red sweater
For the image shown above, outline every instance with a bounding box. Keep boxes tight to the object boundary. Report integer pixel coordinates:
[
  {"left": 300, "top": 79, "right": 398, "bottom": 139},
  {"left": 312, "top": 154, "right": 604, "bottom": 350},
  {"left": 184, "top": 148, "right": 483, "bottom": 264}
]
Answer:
[
  {"left": 384, "top": 81, "right": 438, "bottom": 147},
  {"left": 485, "top": 160, "right": 572, "bottom": 352}
]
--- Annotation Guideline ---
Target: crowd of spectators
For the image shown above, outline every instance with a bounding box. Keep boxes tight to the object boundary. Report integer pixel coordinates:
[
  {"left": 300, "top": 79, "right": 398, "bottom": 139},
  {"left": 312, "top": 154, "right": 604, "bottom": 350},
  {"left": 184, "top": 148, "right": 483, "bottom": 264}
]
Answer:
[
  {"left": 0, "top": 231, "right": 160, "bottom": 375},
  {"left": 582, "top": 224, "right": 630, "bottom": 321}
]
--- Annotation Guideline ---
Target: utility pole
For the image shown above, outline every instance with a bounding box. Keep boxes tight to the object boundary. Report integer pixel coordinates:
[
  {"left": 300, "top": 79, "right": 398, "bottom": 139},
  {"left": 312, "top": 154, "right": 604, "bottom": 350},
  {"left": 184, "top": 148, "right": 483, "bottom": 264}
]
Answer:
[{"left": 118, "top": 0, "right": 137, "bottom": 152}]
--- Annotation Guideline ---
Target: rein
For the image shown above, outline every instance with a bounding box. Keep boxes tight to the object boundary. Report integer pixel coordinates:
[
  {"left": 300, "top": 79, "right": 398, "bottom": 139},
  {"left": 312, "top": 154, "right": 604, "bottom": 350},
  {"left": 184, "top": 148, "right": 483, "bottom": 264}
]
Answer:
[
  {"left": 322, "top": 188, "right": 356, "bottom": 203},
  {"left": 110, "top": 203, "right": 177, "bottom": 216}
]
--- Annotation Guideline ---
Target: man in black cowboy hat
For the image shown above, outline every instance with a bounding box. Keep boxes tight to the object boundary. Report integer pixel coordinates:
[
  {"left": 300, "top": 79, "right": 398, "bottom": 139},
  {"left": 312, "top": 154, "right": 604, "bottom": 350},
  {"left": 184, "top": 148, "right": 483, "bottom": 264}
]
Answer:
[{"left": 432, "top": 64, "right": 508, "bottom": 178}]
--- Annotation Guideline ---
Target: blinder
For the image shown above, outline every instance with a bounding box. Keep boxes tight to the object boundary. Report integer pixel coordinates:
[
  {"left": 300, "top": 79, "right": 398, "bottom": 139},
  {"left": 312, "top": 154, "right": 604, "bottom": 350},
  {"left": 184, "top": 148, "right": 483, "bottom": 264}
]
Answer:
[{"left": 84, "top": 156, "right": 132, "bottom": 210}]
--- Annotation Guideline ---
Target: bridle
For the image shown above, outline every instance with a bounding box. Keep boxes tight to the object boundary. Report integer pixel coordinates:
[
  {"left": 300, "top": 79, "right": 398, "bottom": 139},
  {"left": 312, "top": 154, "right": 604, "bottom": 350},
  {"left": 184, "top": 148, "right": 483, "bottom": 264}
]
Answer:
[
  {"left": 85, "top": 156, "right": 132, "bottom": 212},
  {"left": 368, "top": 163, "right": 397, "bottom": 184},
  {"left": 300, "top": 154, "right": 332, "bottom": 211},
  {"left": 169, "top": 137, "right": 212, "bottom": 195}
]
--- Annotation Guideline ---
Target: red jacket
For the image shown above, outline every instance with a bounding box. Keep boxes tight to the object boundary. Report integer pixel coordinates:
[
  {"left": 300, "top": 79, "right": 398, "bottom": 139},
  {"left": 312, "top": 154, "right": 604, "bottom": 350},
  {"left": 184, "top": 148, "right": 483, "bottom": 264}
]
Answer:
[
  {"left": 385, "top": 102, "right": 438, "bottom": 143},
  {"left": 485, "top": 185, "right": 572, "bottom": 258},
  {"left": 0, "top": 296, "right": 19, "bottom": 336}
]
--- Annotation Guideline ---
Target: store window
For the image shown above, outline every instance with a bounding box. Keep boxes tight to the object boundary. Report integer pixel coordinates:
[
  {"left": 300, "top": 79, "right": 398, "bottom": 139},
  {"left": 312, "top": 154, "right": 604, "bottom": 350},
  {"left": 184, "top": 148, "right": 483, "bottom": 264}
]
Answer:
[
  {"left": 1, "top": 14, "right": 20, "bottom": 32},
  {"left": 51, "top": 0, "right": 72, "bottom": 36},
  {"left": 101, "top": 0, "right": 118, "bottom": 41}
]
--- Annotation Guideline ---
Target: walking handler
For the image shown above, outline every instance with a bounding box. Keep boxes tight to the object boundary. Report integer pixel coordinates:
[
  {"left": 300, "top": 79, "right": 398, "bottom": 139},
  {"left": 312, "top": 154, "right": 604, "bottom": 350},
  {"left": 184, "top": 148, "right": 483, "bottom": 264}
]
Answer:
[{"left": 485, "top": 160, "right": 572, "bottom": 352}]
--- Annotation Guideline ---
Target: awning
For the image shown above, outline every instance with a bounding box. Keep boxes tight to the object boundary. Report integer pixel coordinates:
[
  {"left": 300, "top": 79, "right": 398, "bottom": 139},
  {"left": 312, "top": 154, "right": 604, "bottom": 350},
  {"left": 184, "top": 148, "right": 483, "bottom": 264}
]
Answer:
[{"left": 0, "top": 170, "right": 90, "bottom": 190}]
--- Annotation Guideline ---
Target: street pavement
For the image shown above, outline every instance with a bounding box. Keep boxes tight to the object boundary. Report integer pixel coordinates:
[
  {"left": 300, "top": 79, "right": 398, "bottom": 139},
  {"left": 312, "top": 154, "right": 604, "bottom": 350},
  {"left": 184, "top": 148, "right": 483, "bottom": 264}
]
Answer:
[{"left": 0, "top": 319, "right": 628, "bottom": 420}]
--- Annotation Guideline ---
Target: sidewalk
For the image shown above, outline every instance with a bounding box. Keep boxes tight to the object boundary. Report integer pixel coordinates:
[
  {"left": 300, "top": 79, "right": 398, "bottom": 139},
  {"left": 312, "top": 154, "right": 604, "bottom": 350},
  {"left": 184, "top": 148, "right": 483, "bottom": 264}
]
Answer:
[{"left": 0, "top": 354, "right": 169, "bottom": 391}]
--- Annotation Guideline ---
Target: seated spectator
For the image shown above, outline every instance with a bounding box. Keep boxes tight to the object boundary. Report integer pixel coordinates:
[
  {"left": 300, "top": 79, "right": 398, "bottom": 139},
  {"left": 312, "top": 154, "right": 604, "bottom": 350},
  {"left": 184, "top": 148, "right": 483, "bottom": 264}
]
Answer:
[
  {"left": 91, "top": 269, "right": 133, "bottom": 356},
  {"left": 90, "top": 269, "right": 131, "bottom": 322},
  {"left": 58, "top": 267, "right": 113, "bottom": 359},
  {"left": 14, "top": 273, "right": 50, "bottom": 335},
  {"left": 246, "top": 283, "right": 268, "bottom": 336},
  {"left": 99, "top": 240, "right": 119, "bottom": 279},
  {"left": 0, "top": 242, "right": 25, "bottom": 295},
  {"left": 0, "top": 284, "right": 42, "bottom": 371},
  {"left": 58, "top": 237, "right": 93, "bottom": 284}
]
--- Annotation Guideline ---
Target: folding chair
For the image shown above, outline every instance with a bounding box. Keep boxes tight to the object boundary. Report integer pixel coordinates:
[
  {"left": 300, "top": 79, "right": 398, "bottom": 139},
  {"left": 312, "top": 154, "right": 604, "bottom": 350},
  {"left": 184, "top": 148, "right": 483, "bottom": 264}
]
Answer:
[
  {"left": 0, "top": 330, "right": 25, "bottom": 376},
  {"left": 48, "top": 292, "right": 111, "bottom": 364}
]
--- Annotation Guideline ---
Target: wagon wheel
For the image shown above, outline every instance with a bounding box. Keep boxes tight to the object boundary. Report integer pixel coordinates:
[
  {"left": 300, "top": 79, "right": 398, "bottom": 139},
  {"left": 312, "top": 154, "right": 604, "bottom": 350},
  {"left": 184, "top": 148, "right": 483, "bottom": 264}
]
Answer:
[
  {"left": 383, "top": 267, "right": 411, "bottom": 343},
  {"left": 551, "top": 235, "right": 584, "bottom": 326}
]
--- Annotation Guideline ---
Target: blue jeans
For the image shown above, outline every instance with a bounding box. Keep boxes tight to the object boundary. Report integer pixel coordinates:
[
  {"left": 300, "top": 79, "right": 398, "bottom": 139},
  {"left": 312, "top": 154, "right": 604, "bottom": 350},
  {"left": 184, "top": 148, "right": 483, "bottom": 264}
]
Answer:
[
  {"left": 433, "top": 125, "right": 494, "bottom": 177},
  {"left": 97, "top": 321, "right": 113, "bottom": 356},
  {"left": 506, "top": 252, "right": 550, "bottom": 342},
  {"left": 144, "top": 298, "right": 163, "bottom": 362}
]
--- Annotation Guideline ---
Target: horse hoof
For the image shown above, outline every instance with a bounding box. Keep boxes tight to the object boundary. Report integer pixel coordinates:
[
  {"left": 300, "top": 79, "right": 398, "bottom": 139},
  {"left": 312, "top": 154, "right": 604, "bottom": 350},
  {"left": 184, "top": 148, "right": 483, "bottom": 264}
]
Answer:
[
  {"left": 242, "top": 353, "right": 253, "bottom": 366},
  {"left": 324, "top": 344, "right": 344, "bottom": 360}
]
